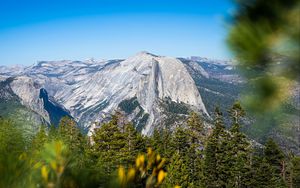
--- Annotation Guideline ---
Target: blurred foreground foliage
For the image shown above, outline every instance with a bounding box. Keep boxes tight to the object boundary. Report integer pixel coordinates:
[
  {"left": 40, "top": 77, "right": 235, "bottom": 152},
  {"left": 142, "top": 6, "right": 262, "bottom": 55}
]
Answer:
[
  {"left": 0, "top": 104, "right": 300, "bottom": 188},
  {"left": 228, "top": 0, "right": 300, "bottom": 113}
]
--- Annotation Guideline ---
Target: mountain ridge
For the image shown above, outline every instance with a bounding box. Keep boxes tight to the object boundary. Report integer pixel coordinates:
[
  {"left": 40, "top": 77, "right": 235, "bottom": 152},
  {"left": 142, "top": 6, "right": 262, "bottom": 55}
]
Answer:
[
  {"left": 0, "top": 52, "right": 211, "bottom": 135},
  {"left": 1, "top": 51, "right": 299, "bottom": 154}
]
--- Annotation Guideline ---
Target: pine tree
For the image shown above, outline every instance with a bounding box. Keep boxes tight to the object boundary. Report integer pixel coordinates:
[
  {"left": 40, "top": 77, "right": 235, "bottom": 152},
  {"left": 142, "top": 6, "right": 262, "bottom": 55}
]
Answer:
[
  {"left": 187, "top": 111, "right": 205, "bottom": 145},
  {"left": 263, "top": 138, "right": 287, "bottom": 187},
  {"left": 227, "top": 102, "right": 252, "bottom": 187},
  {"left": 186, "top": 146, "right": 203, "bottom": 188},
  {"left": 163, "top": 151, "right": 189, "bottom": 188},
  {"left": 290, "top": 156, "right": 300, "bottom": 188},
  {"left": 168, "top": 125, "right": 203, "bottom": 187},
  {"left": 150, "top": 128, "right": 164, "bottom": 155},
  {"left": 31, "top": 125, "right": 48, "bottom": 151},
  {"left": 228, "top": 102, "right": 245, "bottom": 126},
  {"left": 203, "top": 107, "right": 229, "bottom": 187},
  {"left": 161, "top": 126, "right": 172, "bottom": 158},
  {"left": 91, "top": 114, "right": 126, "bottom": 176},
  {"left": 170, "top": 126, "right": 190, "bottom": 155},
  {"left": 203, "top": 129, "right": 219, "bottom": 188},
  {"left": 58, "top": 116, "right": 85, "bottom": 152},
  {"left": 120, "top": 122, "right": 146, "bottom": 167},
  {"left": 264, "top": 138, "right": 285, "bottom": 175},
  {"left": 186, "top": 112, "right": 205, "bottom": 187},
  {"left": 252, "top": 156, "right": 278, "bottom": 188}
]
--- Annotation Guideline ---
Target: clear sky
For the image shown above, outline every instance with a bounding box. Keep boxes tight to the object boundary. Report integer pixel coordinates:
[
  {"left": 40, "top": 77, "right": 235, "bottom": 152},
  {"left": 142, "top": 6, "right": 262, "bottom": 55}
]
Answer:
[{"left": 0, "top": 0, "right": 234, "bottom": 65}]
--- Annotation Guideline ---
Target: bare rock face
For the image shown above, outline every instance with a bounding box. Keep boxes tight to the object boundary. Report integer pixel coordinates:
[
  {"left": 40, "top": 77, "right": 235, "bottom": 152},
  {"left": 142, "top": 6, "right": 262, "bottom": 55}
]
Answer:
[
  {"left": 51, "top": 52, "right": 208, "bottom": 135},
  {"left": 117, "top": 52, "right": 208, "bottom": 134},
  {"left": 9, "top": 76, "right": 50, "bottom": 123},
  {"left": 0, "top": 52, "right": 208, "bottom": 135}
]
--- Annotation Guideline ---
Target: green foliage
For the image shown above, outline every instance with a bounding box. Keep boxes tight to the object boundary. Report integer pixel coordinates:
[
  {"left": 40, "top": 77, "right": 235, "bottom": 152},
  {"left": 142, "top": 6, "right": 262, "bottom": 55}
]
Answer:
[
  {"left": 91, "top": 118, "right": 124, "bottom": 176},
  {"left": 290, "top": 156, "right": 300, "bottom": 187},
  {"left": 119, "top": 97, "right": 140, "bottom": 114},
  {"left": 166, "top": 113, "right": 204, "bottom": 187},
  {"left": 0, "top": 118, "right": 29, "bottom": 187},
  {"left": 90, "top": 113, "right": 147, "bottom": 186},
  {"left": 227, "top": 103, "right": 252, "bottom": 187},
  {"left": 203, "top": 107, "right": 230, "bottom": 187},
  {"left": 171, "top": 127, "right": 190, "bottom": 155},
  {"left": 264, "top": 138, "right": 285, "bottom": 175},
  {"left": 116, "top": 148, "right": 167, "bottom": 188},
  {"left": 0, "top": 99, "right": 43, "bottom": 139},
  {"left": 251, "top": 157, "right": 280, "bottom": 188},
  {"left": 228, "top": 0, "right": 300, "bottom": 113},
  {"left": 31, "top": 125, "right": 47, "bottom": 151},
  {"left": 150, "top": 128, "right": 165, "bottom": 155},
  {"left": 0, "top": 103, "right": 298, "bottom": 188},
  {"left": 226, "top": 0, "right": 300, "bottom": 156},
  {"left": 58, "top": 116, "right": 86, "bottom": 152},
  {"left": 163, "top": 151, "right": 189, "bottom": 188}
]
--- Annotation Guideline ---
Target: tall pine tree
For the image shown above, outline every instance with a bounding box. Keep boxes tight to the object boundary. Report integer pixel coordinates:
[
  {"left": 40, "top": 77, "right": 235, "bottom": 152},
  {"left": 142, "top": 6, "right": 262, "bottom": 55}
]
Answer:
[
  {"left": 186, "top": 112, "right": 205, "bottom": 187},
  {"left": 227, "top": 102, "right": 252, "bottom": 187},
  {"left": 203, "top": 107, "right": 229, "bottom": 187},
  {"left": 264, "top": 138, "right": 286, "bottom": 187}
]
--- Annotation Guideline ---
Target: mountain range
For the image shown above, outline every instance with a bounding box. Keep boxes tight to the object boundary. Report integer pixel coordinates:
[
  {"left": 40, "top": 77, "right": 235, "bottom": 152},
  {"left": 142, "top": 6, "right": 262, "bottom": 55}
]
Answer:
[{"left": 0, "top": 51, "right": 298, "bottom": 153}]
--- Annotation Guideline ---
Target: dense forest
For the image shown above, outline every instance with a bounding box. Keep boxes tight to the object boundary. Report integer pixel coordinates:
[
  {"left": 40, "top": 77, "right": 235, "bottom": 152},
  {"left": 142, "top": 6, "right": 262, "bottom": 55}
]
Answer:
[{"left": 0, "top": 102, "right": 299, "bottom": 188}]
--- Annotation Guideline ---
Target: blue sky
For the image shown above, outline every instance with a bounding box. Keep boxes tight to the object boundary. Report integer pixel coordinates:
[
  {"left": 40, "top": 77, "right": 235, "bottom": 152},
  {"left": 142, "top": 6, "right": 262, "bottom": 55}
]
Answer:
[{"left": 0, "top": 0, "right": 234, "bottom": 65}]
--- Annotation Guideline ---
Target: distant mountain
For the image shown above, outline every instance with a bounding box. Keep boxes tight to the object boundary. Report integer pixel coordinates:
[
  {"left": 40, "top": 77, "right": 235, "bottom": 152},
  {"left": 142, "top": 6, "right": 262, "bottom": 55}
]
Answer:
[
  {"left": 0, "top": 52, "right": 210, "bottom": 135},
  {"left": 0, "top": 52, "right": 299, "bottom": 153}
]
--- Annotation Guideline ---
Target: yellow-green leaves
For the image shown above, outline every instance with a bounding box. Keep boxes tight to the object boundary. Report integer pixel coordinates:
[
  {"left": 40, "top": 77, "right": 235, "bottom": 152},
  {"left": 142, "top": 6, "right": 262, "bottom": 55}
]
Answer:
[
  {"left": 118, "top": 166, "right": 137, "bottom": 187},
  {"left": 34, "top": 140, "right": 69, "bottom": 187},
  {"left": 118, "top": 166, "right": 126, "bottom": 185},
  {"left": 117, "top": 147, "right": 168, "bottom": 188},
  {"left": 157, "top": 170, "right": 166, "bottom": 184},
  {"left": 41, "top": 165, "right": 48, "bottom": 182},
  {"left": 136, "top": 154, "right": 145, "bottom": 169}
]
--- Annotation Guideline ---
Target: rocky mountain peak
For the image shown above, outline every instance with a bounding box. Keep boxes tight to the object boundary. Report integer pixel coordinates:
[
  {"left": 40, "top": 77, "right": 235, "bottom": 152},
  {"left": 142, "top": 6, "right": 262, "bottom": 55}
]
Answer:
[{"left": 0, "top": 52, "right": 210, "bottom": 135}]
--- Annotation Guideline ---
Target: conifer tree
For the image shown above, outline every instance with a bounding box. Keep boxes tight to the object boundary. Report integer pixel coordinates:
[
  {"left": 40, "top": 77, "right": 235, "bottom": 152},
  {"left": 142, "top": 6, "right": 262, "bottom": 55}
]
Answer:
[
  {"left": 227, "top": 102, "right": 252, "bottom": 187},
  {"left": 290, "top": 156, "right": 300, "bottom": 188},
  {"left": 150, "top": 128, "right": 164, "bottom": 155},
  {"left": 186, "top": 146, "right": 203, "bottom": 188},
  {"left": 169, "top": 125, "right": 202, "bottom": 187},
  {"left": 187, "top": 111, "right": 205, "bottom": 145},
  {"left": 203, "top": 107, "right": 229, "bottom": 187},
  {"left": 252, "top": 157, "right": 279, "bottom": 188},
  {"left": 120, "top": 122, "right": 146, "bottom": 166},
  {"left": 92, "top": 122, "right": 121, "bottom": 174},
  {"left": 228, "top": 102, "right": 245, "bottom": 126},
  {"left": 161, "top": 126, "right": 172, "bottom": 158},
  {"left": 31, "top": 125, "right": 48, "bottom": 151},
  {"left": 203, "top": 128, "right": 219, "bottom": 188},
  {"left": 58, "top": 116, "right": 85, "bottom": 152},
  {"left": 164, "top": 151, "right": 189, "bottom": 188},
  {"left": 171, "top": 126, "right": 190, "bottom": 155},
  {"left": 264, "top": 138, "right": 285, "bottom": 175},
  {"left": 186, "top": 112, "right": 205, "bottom": 187},
  {"left": 263, "top": 138, "right": 286, "bottom": 187}
]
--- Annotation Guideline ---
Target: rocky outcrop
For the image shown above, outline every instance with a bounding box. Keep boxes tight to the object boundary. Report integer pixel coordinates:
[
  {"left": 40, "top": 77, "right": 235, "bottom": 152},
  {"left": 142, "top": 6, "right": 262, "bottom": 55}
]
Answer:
[{"left": 0, "top": 52, "right": 208, "bottom": 135}]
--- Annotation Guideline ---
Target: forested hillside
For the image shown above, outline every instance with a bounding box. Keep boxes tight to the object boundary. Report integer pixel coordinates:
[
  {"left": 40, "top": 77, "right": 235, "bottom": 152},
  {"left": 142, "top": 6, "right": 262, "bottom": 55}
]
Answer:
[{"left": 1, "top": 103, "right": 299, "bottom": 188}]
